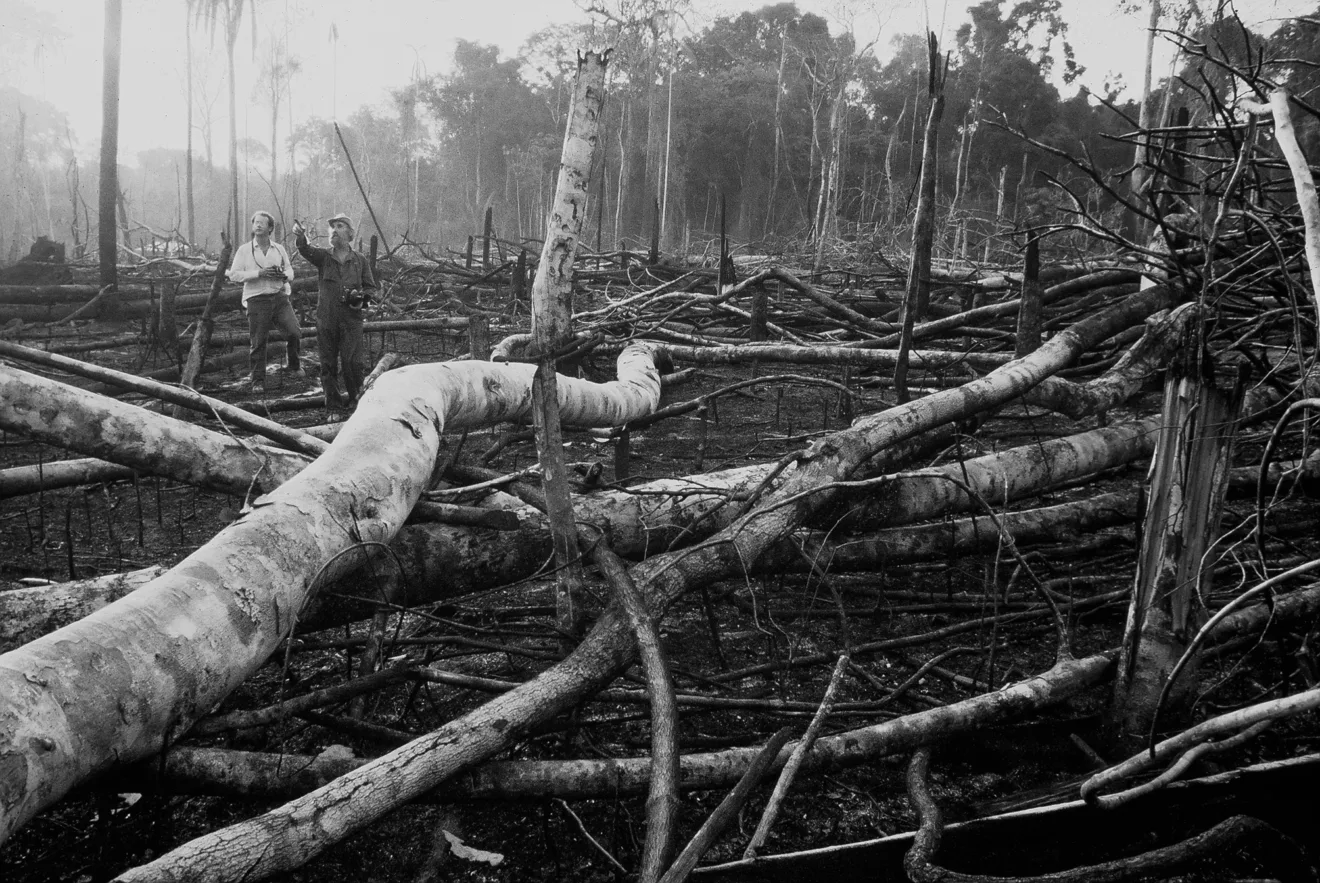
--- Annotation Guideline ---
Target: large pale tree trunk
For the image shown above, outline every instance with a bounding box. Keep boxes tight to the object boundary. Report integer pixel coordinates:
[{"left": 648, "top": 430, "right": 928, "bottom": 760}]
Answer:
[{"left": 0, "top": 347, "right": 661, "bottom": 847}]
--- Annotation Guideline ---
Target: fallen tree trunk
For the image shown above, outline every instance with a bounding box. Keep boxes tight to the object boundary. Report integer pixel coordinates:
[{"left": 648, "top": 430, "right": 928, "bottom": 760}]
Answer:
[
  {"left": 114, "top": 285, "right": 1175, "bottom": 881},
  {"left": 0, "top": 567, "right": 167, "bottom": 651},
  {"left": 0, "top": 340, "right": 327, "bottom": 456},
  {"left": 821, "top": 491, "right": 1137, "bottom": 567},
  {"left": 0, "top": 364, "right": 309, "bottom": 498},
  {"left": 0, "top": 344, "right": 663, "bottom": 846},
  {"left": 1018, "top": 304, "right": 1200, "bottom": 418},
  {"left": 110, "top": 582, "right": 1320, "bottom": 805},
  {"left": 0, "top": 457, "right": 138, "bottom": 498},
  {"left": 844, "top": 416, "right": 1160, "bottom": 529},
  {"left": 109, "top": 652, "right": 1115, "bottom": 803},
  {"left": 0, "top": 414, "right": 1159, "bottom": 651}
]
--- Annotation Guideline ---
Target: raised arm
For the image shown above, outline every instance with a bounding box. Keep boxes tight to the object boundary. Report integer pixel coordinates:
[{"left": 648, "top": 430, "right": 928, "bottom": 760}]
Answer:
[{"left": 292, "top": 221, "right": 327, "bottom": 269}]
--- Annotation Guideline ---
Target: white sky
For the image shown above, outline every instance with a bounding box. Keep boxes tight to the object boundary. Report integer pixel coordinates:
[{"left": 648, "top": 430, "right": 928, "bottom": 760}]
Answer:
[{"left": 3, "top": 0, "right": 1314, "bottom": 163}]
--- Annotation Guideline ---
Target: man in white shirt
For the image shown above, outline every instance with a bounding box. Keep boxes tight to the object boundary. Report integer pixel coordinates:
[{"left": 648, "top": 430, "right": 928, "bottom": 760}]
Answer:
[{"left": 226, "top": 210, "right": 303, "bottom": 395}]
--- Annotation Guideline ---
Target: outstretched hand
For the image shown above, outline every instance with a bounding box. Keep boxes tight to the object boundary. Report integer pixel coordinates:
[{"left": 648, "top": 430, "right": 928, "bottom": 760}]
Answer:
[{"left": 291, "top": 220, "right": 305, "bottom": 237}]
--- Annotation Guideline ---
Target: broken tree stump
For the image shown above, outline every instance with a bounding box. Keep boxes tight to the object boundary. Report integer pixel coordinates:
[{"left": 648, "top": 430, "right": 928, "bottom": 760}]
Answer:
[{"left": 1108, "top": 354, "right": 1245, "bottom": 748}]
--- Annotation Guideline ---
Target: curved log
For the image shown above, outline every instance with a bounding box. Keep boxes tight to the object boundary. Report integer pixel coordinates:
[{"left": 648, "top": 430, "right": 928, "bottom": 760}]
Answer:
[{"left": 0, "top": 344, "right": 662, "bottom": 846}]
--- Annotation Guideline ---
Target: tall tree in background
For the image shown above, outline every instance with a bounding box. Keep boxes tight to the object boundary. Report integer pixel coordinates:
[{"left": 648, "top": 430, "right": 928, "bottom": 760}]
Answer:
[
  {"left": 192, "top": 0, "right": 246, "bottom": 244},
  {"left": 98, "top": 0, "right": 122, "bottom": 290},
  {"left": 183, "top": 4, "right": 196, "bottom": 247},
  {"left": 257, "top": 35, "right": 301, "bottom": 220}
]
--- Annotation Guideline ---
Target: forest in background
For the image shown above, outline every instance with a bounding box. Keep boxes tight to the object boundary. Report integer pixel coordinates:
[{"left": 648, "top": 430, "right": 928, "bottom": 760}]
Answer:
[{"left": 4, "top": 0, "right": 1319, "bottom": 266}]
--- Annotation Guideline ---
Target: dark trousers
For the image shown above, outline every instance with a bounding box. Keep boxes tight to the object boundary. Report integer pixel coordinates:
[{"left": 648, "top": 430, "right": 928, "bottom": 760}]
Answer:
[
  {"left": 316, "top": 297, "right": 365, "bottom": 404},
  {"left": 246, "top": 293, "right": 301, "bottom": 382}
]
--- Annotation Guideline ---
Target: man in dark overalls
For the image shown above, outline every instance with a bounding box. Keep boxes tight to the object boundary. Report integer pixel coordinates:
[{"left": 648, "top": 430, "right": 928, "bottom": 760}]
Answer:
[{"left": 292, "top": 214, "right": 377, "bottom": 410}]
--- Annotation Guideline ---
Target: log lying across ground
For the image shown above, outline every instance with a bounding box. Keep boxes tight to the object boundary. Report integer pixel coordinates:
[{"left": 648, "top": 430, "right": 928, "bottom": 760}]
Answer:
[
  {"left": 113, "top": 652, "right": 1116, "bottom": 802},
  {"left": 0, "top": 344, "right": 663, "bottom": 846},
  {"left": 0, "top": 410, "right": 1162, "bottom": 653},
  {"left": 114, "top": 284, "right": 1175, "bottom": 881},
  {"left": 0, "top": 364, "right": 310, "bottom": 497}
]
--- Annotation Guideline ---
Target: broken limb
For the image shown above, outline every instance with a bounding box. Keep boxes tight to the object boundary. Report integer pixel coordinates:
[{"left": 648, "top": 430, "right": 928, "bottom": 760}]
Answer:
[
  {"left": 1015, "top": 302, "right": 1201, "bottom": 418},
  {"left": 819, "top": 490, "right": 1137, "bottom": 567},
  {"left": 657, "top": 728, "right": 795, "bottom": 883},
  {"left": 0, "top": 567, "right": 166, "bottom": 652},
  {"left": 743, "top": 653, "right": 850, "bottom": 860},
  {"left": 590, "top": 538, "right": 681, "bottom": 883},
  {"left": 658, "top": 342, "right": 1012, "bottom": 372},
  {"left": 189, "top": 664, "right": 415, "bottom": 738},
  {"left": 1083, "top": 686, "right": 1320, "bottom": 810},
  {"left": 838, "top": 416, "right": 1160, "bottom": 530},
  {"left": 905, "top": 746, "right": 1309, "bottom": 883}
]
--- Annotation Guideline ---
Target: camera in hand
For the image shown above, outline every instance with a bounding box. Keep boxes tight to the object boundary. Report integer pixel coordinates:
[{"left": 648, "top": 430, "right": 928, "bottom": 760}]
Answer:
[{"left": 341, "top": 287, "right": 367, "bottom": 311}]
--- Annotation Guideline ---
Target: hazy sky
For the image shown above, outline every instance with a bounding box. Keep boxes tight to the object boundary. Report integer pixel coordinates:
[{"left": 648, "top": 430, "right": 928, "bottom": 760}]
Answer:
[{"left": 3, "top": 0, "right": 1313, "bottom": 163}]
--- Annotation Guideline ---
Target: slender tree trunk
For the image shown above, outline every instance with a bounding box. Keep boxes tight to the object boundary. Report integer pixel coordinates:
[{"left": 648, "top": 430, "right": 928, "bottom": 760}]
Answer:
[
  {"left": 893, "top": 35, "right": 947, "bottom": 403},
  {"left": 531, "top": 52, "right": 609, "bottom": 638},
  {"left": 185, "top": 9, "right": 195, "bottom": 248},
  {"left": 9, "top": 111, "right": 28, "bottom": 264},
  {"left": 98, "top": 0, "right": 123, "bottom": 291},
  {"left": 270, "top": 84, "right": 278, "bottom": 193},
  {"left": 1239, "top": 90, "right": 1320, "bottom": 344},
  {"left": 884, "top": 99, "right": 906, "bottom": 230},
  {"left": 1127, "top": 0, "right": 1162, "bottom": 242},
  {"left": 766, "top": 28, "right": 787, "bottom": 238},
  {"left": 225, "top": 8, "right": 241, "bottom": 244},
  {"left": 175, "top": 237, "right": 232, "bottom": 406}
]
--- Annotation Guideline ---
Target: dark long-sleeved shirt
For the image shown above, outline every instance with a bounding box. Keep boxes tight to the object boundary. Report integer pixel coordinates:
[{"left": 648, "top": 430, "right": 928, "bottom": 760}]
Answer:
[{"left": 294, "top": 234, "right": 377, "bottom": 309}]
